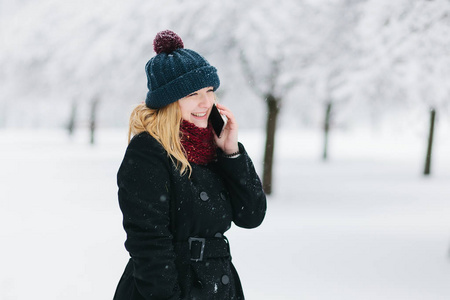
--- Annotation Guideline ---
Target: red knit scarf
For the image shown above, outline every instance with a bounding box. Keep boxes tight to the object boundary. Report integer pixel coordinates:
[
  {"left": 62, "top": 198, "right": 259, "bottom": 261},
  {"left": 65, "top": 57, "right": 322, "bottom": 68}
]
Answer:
[{"left": 180, "top": 120, "right": 216, "bottom": 165}]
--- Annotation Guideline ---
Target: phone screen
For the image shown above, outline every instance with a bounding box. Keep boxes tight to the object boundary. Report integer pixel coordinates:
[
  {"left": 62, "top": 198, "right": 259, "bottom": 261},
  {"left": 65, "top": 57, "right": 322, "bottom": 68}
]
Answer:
[{"left": 209, "top": 104, "right": 226, "bottom": 138}]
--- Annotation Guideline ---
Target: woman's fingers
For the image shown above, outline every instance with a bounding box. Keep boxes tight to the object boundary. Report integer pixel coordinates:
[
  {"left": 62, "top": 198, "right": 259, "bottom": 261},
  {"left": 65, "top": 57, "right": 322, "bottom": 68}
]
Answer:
[
  {"left": 214, "top": 103, "right": 239, "bottom": 154},
  {"left": 215, "top": 104, "right": 238, "bottom": 130}
]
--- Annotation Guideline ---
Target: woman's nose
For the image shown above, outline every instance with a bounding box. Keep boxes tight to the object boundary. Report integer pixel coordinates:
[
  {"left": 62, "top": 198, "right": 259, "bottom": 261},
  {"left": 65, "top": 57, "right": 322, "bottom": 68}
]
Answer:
[{"left": 198, "top": 93, "right": 211, "bottom": 107}]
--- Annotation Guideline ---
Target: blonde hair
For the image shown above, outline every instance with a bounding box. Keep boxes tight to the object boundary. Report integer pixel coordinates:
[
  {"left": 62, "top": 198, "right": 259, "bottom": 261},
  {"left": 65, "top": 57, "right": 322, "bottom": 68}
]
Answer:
[{"left": 128, "top": 102, "right": 191, "bottom": 176}]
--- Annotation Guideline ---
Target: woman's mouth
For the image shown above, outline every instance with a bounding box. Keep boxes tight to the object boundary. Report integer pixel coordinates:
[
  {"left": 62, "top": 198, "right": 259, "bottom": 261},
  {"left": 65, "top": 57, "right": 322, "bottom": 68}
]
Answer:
[{"left": 191, "top": 112, "right": 207, "bottom": 118}]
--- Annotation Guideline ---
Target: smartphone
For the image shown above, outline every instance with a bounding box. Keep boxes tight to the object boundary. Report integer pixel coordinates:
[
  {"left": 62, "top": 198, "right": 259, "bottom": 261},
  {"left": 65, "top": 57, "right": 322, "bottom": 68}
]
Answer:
[{"left": 209, "top": 104, "right": 227, "bottom": 138}]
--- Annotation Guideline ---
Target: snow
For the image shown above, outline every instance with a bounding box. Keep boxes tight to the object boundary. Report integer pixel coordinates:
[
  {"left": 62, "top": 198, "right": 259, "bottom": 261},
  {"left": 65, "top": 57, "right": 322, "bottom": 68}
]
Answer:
[{"left": 1, "top": 126, "right": 449, "bottom": 299}]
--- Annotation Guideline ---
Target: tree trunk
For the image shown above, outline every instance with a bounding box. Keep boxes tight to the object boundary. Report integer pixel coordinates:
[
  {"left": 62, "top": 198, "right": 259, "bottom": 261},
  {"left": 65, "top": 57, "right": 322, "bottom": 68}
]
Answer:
[
  {"left": 323, "top": 101, "right": 332, "bottom": 160},
  {"left": 90, "top": 99, "right": 99, "bottom": 145},
  {"left": 67, "top": 101, "right": 77, "bottom": 136},
  {"left": 424, "top": 108, "right": 436, "bottom": 175},
  {"left": 262, "top": 94, "right": 280, "bottom": 195}
]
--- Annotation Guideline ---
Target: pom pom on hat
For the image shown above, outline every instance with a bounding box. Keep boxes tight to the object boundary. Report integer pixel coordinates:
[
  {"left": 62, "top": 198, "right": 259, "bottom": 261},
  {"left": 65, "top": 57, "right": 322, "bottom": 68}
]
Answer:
[{"left": 153, "top": 30, "right": 184, "bottom": 54}]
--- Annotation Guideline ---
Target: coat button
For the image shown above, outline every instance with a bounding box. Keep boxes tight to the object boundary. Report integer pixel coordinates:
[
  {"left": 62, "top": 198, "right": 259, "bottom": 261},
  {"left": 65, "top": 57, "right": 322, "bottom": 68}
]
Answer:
[
  {"left": 220, "top": 192, "right": 227, "bottom": 201},
  {"left": 199, "top": 191, "right": 209, "bottom": 201},
  {"left": 221, "top": 274, "right": 230, "bottom": 285},
  {"left": 214, "top": 232, "right": 223, "bottom": 238}
]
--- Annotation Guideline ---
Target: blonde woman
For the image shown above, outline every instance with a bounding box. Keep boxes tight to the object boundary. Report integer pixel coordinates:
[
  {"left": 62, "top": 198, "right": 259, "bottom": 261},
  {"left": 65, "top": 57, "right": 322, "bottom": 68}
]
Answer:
[{"left": 114, "top": 30, "right": 266, "bottom": 300}]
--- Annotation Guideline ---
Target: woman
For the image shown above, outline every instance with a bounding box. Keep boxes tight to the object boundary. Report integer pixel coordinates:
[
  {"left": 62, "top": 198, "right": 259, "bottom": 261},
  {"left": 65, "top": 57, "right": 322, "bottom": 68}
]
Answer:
[{"left": 114, "top": 30, "right": 266, "bottom": 300}]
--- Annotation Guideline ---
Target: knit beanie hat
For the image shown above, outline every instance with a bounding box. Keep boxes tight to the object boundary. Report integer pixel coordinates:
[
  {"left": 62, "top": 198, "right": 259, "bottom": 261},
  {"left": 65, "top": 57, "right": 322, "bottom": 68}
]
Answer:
[{"left": 145, "top": 30, "right": 220, "bottom": 109}]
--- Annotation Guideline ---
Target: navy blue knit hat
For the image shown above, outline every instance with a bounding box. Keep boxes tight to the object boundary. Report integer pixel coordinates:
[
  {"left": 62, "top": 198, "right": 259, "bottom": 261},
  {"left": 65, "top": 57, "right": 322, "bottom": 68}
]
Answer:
[{"left": 145, "top": 30, "right": 220, "bottom": 109}]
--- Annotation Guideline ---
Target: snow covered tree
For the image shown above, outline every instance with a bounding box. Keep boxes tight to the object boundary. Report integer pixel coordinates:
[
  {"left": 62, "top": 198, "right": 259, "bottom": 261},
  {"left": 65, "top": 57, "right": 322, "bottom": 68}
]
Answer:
[
  {"left": 0, "top": 0, "right": 164, "bottom": 128},
  {"left": 230, "top": 0, "right": 318, "bottom": 194},
  {"left": 302, "top": 0, "right": 365, "bottom": 161},
  {"left": 357, "top": 0, "right": 450, "bottom": 174}
]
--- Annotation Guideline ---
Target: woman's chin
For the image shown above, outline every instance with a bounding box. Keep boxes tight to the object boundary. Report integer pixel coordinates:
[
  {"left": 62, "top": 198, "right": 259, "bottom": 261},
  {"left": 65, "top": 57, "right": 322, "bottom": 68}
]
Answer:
[
  {"left": 191, "top": 120, "right": 208, "bottom": 128},
  {"left": 196, "top": 123, "right": 208, "bottom": 128}
]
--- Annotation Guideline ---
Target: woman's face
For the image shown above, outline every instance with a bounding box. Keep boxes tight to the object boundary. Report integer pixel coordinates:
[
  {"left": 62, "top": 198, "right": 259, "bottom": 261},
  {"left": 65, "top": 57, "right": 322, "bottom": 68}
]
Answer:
[{"left": 178, "top": 86, "right": 215, "bottom": 128}]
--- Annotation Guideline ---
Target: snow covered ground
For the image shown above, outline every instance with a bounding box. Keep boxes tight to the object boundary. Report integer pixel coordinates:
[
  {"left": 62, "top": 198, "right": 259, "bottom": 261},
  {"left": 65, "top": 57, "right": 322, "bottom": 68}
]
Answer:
[{"left": 1, "top": 126, "right": 450, "bottom": 300}]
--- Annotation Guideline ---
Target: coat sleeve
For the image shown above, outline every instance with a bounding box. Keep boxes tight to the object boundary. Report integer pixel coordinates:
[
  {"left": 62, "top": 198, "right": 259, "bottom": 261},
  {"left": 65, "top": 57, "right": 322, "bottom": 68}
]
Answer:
[
  {"left": 117, "top": 134, "right": 180, "bottom": 300},
  {"left": 217, "top": 142, "right": 267, "bottom": 228}
]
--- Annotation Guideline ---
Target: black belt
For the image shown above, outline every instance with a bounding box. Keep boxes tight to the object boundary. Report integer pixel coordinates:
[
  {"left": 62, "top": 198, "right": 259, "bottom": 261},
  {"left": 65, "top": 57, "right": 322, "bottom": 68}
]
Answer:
[{"left": 174, "top": 236, "right": 230, "bottom": 262}]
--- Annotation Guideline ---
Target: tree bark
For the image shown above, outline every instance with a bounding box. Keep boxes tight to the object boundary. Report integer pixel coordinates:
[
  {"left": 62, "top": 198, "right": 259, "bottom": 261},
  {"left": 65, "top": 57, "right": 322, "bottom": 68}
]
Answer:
[
  {"left": 262, "top": 94, "right": 280, "bottom": 195},
  {"left": 424, "top": 108, "right": 436, "bottom": 175},
  {"left": 67, "top": 101, "right": 77, "bottom": 136},
  {"left": 323, "top": 101, "right": 332, "bottom": 160},
  {"left": 90, "top": 99, "right": 99, "bottom": 145}
]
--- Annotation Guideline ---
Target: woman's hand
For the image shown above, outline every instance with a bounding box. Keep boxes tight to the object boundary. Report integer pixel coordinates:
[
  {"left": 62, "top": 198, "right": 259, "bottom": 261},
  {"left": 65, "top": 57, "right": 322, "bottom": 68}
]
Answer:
[{"left": 213, "top": 103, "right": 239, "bottom": 155}]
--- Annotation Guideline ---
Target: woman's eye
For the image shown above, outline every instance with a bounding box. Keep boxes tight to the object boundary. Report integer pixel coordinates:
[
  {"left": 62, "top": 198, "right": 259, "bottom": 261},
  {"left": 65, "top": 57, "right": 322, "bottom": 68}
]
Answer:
[
  {"left": 207, "top": 89, "right": 214, "bottom": 93},
  {"left": 187, "top": 93, "right": 197, "bottom": 97}
]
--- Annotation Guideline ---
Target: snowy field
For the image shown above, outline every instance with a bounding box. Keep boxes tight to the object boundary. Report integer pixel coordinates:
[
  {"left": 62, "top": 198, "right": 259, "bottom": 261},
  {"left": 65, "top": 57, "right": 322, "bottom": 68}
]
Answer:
[{"left": 1, "top": 126, "right": 450, "bottom": 300}]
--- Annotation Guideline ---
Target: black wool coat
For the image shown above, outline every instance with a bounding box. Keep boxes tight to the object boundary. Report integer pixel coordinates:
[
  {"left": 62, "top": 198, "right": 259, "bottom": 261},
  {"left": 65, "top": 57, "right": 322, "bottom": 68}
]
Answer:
[{"left": 114, "top": 132, "right": 266, "bottom": 300}]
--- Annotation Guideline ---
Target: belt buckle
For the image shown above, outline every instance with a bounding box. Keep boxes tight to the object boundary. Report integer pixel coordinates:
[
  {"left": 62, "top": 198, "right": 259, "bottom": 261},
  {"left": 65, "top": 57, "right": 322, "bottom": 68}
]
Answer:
[{"left": 188, "top": 237, "right": 206, "bottom": 262}]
